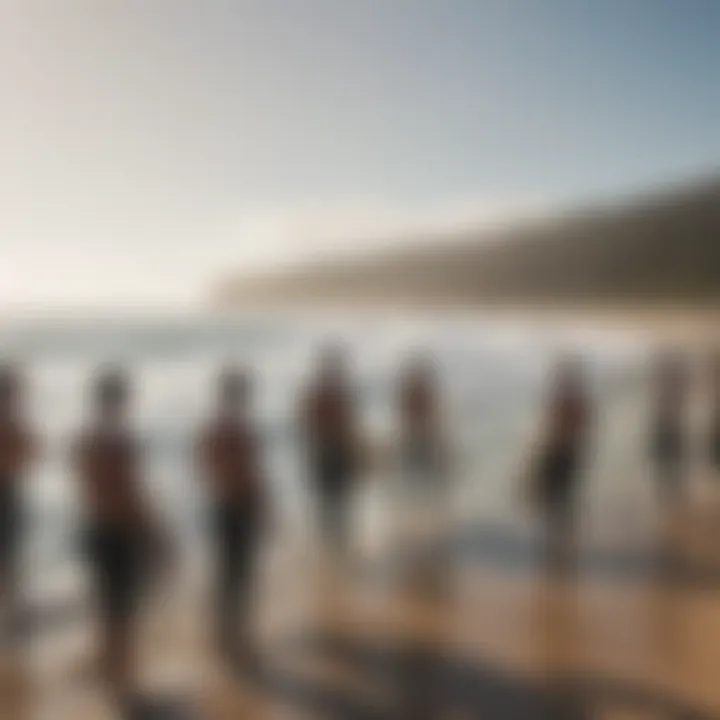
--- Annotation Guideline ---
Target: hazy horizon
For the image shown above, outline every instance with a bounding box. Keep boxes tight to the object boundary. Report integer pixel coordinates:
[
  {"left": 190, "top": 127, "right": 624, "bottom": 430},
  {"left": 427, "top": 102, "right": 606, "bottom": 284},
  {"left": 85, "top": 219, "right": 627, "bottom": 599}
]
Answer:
[{"left": 1, "top": 0, "right": 719, "bottom": 311}]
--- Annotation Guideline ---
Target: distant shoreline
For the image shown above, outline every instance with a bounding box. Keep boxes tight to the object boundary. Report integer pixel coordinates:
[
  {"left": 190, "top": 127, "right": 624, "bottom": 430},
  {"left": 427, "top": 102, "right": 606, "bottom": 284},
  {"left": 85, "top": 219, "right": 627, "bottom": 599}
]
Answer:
[
  {"left": 215, "top": 175, "right": 720, "bottom": 333},
  {"left": 212, "top": 299, "right": 719, "bottom": 344},
  {"left": 1, "top": 301, "right": 715, "bottom": 347}
]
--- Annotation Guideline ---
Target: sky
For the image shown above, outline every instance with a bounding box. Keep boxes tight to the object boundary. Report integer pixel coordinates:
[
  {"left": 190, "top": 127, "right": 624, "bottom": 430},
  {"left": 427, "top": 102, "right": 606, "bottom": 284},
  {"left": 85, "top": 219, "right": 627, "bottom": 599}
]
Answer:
[{"left": 0, "top": 0, "right": 719, "bottom": 310}]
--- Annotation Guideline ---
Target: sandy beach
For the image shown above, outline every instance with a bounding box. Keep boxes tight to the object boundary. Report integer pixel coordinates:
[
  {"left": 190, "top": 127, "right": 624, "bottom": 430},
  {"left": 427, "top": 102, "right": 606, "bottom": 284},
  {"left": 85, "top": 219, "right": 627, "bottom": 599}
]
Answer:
[
  {"left": 16, "top": 463, "right": 720, "bottom": 719},
  {"left": 1, "top": 308, "right": 719, "bottom": 719}
]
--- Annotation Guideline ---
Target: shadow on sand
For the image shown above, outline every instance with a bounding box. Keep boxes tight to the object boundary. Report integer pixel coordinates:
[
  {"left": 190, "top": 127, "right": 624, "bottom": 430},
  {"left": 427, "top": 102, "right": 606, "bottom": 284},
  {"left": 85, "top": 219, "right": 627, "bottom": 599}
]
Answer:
[{"left": 237, "top": 632, "right": 716, "bottom": 719}]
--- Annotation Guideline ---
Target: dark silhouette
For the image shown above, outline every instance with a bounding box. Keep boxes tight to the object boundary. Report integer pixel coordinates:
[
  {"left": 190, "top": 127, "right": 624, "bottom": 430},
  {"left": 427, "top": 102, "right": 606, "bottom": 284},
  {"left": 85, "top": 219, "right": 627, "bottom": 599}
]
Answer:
[
  {"left": 709, "top": 347, "right": 720, "bottom": 475},
  {"left": 300, "top": 343, "right": 359, "bottom": 553},
  {"left": 240, "top": 631, "right": 716, "bottom": 719},
  {"left": 72, "top": 367, "right": 165, "bottom": 710},
  {"left": 395, "top": 355, "right": 450, "bottom": 594},
  {"left": 650, "top": 350, "right": 690, "bottom": 505},
  {"left": 196, "top": 365, "right": 266, "bottom": 661},
  {"left": 531, "top": 355, "right": 591, "bottom": 572},
  {"left": 0, "top": 363, "right": 36, "bottom": 646},
  {"left": 398, "top": 355, "right": 446, "bottom": 492}
]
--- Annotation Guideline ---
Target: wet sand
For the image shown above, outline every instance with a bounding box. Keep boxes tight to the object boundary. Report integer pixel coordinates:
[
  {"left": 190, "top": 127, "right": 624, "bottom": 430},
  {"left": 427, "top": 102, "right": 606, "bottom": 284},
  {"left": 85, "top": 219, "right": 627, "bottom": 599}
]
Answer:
[{"left": 7, "top": 455, "right": 720, "bottom": 719}]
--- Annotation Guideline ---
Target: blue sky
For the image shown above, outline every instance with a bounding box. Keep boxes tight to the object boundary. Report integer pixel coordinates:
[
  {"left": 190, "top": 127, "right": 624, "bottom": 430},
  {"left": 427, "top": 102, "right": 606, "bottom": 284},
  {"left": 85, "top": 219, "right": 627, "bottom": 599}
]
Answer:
[{"left": 1, "top": 0, "right": 718, "bottom": 308}]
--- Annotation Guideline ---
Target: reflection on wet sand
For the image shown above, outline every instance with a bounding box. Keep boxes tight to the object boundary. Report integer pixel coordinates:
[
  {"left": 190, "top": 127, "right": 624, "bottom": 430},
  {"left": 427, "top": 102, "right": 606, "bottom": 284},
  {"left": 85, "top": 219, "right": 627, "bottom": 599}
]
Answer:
[{"left": 12, "top": 493, "right": 720, "bottom": 719}]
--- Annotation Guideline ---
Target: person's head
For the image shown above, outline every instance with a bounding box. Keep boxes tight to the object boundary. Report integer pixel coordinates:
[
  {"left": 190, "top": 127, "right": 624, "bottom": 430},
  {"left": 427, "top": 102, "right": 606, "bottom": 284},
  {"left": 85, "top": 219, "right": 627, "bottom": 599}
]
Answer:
[
  {"left": 217, "top": 364, "right": 251, "bottom": 417},
  {"left": 93, "top": 366, "right": 129, "bottom": 421},
  {"left": 0, "top": 362, "right": 21, "bottom": 418}
]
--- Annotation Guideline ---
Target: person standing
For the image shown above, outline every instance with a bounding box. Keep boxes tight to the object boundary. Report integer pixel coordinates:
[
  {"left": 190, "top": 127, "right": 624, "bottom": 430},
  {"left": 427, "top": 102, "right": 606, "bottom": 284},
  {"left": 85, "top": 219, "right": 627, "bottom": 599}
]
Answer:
[
  {"left": 708, "top": 348, "right": 720, "bottom": 477},
  {"left": 0, "top": 363, "right": 37, "bottom": 643},
  {"left": 73, "top": 368, "right": 162, "bottom": 710},
  {"left": 196, "top": 366, "right": 266, "bottom": 661},
  {"left": 396, "top": 355, "right": 450, "bottom": 592},
  {"left": 533, "top": 355, "right": 591, "bottom": 570},
  {"left": 300, "top": 344, "right": 359, "bottom": 553},
  {"left": 650, "top": 350, "right": 689, "bottom": 505},
  {"left": 398, "top": 355, "right": 447, "bottom": 493}
]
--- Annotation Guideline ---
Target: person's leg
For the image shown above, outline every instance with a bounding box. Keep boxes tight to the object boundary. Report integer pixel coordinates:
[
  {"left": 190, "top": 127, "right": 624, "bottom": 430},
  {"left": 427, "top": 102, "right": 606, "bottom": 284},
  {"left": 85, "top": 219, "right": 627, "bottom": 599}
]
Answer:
[
  {"left": 234, "top": 510, "right": 260, "bottom": 657},
  {"left": 558, "top": 490, "right": 579, "bottom": 577},
  {"left": 215, "top": 506, "right": 242, "bottom": 655},
  {"left": 328, "top": 469, "right": 354, "bottom": 556},
  {"left": 0, "top": 555, "right": 12, "bottom": 644},
  {"left": 543, "top": 454, "right": 577, "bottom": 577},
  {"left": 655, "top": 430, "right": 685, "bottom": 508},
  {"left": 213, "top": 506, "right": 229, "bottom": 648},
  {"left": 316, "top": 450, "right": 343, "bottom": 548},
  {"left": 94, "top": 531, "right": 137, "bottom": 704},
  {"left": 211, "top": 506, "right": 226, "bottom": 646},
  {"left": 104, "top": 619, "right": 132, "bottom": 703}
]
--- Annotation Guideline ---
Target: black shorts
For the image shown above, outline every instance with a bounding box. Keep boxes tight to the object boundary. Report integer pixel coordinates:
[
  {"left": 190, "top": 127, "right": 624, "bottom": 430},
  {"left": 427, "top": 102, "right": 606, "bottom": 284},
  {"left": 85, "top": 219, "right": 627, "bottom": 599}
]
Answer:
[
  {"left": 312, "top": 445, "right": 355, "bottom": 496},
  {"left": 85, "top": 525, "right": 142, "bottom": 625},
  {"left": 212, "top": 502, "right": 260, "bottom": 572},
  {"left": 538, "top": 449, "right": 579, "bottom": 516},
  {"left": 0, "top": 482, "right": 21, "bottom": 577}
]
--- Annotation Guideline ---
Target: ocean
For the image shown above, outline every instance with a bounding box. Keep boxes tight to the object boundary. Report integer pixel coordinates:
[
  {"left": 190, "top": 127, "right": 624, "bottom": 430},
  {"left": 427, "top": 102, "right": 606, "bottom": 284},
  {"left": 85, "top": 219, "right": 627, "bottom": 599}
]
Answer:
[{"left": 0, "top": 311, "right": 649, "bottom": 602}]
